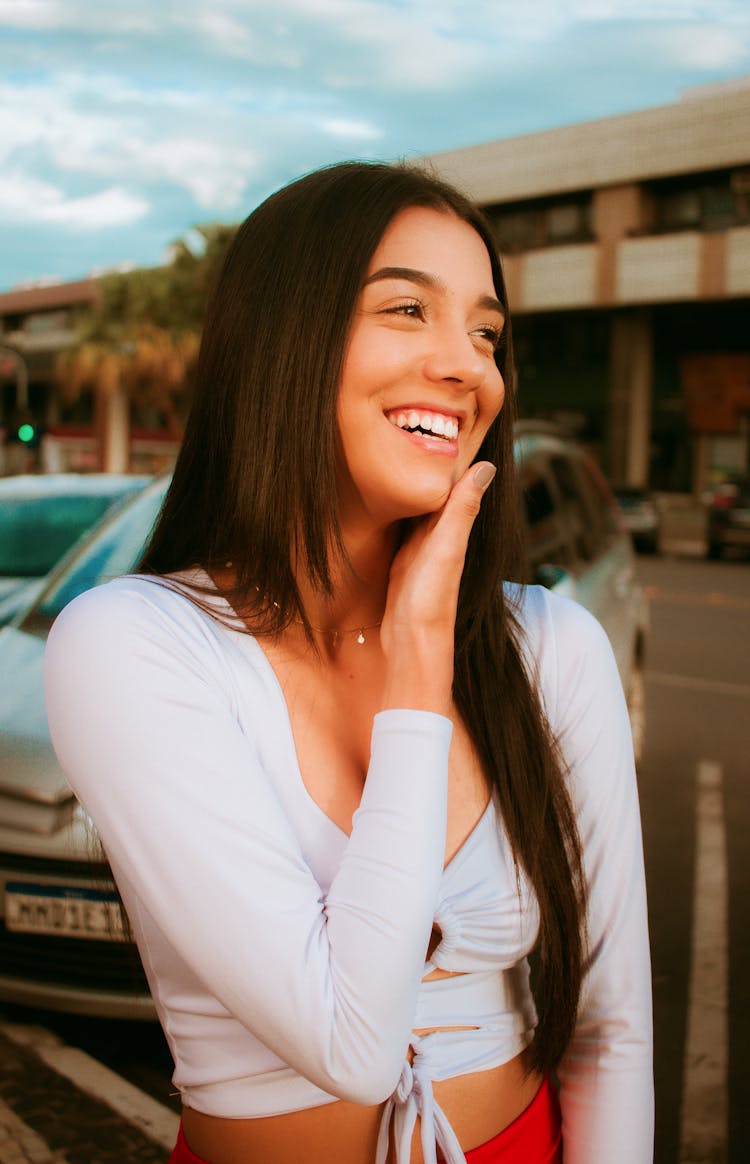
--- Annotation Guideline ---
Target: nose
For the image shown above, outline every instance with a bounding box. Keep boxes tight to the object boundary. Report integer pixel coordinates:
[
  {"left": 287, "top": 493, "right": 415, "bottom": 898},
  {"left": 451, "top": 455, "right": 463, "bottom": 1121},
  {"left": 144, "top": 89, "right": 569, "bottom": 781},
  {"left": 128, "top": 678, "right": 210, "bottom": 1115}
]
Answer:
[{"left": 421, "top": 323, "right": 486, "bottom": 387}]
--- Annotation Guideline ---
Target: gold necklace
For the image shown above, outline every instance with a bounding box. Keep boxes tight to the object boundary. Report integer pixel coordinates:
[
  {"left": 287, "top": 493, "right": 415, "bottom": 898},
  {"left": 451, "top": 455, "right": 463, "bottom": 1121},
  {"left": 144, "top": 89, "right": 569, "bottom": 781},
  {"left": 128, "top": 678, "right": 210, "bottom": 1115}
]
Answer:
[
  {"left": 228, "top": 568, "right": 382, "bottom": 645},
  {"left": 307, "top": 621, "right": 382, "bottom": 646}
]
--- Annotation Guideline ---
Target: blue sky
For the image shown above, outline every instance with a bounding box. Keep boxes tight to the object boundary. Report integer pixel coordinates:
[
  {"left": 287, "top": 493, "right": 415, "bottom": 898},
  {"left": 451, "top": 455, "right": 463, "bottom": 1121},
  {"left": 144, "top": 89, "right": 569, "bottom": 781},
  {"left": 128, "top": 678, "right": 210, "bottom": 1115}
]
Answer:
[{"left": 1, "top": 0, "right": 749, "bottom": 292}]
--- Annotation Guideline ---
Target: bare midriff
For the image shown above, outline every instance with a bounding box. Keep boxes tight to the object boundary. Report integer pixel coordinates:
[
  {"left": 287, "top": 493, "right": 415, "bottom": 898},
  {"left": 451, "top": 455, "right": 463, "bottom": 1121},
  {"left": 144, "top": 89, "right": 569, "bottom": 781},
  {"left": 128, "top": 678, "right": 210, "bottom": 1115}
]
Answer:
[{"left": 180, "top": 1045, "right": 542, "bottom": 1164}]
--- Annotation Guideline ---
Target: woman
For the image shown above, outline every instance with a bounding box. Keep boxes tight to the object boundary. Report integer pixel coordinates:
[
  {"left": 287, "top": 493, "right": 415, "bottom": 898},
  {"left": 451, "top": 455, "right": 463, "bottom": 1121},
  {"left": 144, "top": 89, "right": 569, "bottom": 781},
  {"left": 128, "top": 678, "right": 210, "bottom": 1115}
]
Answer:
[{"left": 44, "top": 161, "right": 653, "bottom": 1164}]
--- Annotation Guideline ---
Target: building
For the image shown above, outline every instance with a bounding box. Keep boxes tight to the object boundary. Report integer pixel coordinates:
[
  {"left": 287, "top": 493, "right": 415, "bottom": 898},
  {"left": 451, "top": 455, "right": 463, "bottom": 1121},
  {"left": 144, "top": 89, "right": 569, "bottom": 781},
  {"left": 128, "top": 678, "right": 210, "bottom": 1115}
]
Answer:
[
  {"left": 2, "top": 81, "right": 748, "bottom": 487},
  {"left": 426, "top": 78, "right": 750, "bottom": 493}
]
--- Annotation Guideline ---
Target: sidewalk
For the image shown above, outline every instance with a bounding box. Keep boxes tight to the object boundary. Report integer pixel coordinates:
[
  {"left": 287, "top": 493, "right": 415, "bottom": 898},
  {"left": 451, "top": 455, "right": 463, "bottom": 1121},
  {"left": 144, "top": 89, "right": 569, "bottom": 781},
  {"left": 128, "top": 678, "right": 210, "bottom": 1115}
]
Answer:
[{"left": 0, "top": 1025, "right": 175, "bottom": 1164}]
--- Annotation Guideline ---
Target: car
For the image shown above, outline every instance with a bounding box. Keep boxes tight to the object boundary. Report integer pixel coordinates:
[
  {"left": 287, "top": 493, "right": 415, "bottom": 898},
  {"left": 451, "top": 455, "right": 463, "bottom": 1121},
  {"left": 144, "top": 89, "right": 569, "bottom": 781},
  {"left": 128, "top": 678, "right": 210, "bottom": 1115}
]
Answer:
[
  {"left": 515, "top": 423, "right": 648, "bottom": 758},
  {"left": 0, "top": 473, "right": 152, "bottom": 627},
  {"left": 613, "top": 486, "right": 662, "bottom": 554},
  {"left": 703, "top": 474, "right": 750, "bottom": 559},
  {"left": 0, "top": 430, "right": 648, "bottom": 1019}
]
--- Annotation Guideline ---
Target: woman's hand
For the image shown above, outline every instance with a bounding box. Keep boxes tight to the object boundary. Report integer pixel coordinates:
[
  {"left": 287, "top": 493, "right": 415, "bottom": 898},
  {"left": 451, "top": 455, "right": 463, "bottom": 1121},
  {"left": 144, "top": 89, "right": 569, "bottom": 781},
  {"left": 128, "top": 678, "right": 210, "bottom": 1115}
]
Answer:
[{"left": 380, "top": 461, "right": 495, "bottom": 714}]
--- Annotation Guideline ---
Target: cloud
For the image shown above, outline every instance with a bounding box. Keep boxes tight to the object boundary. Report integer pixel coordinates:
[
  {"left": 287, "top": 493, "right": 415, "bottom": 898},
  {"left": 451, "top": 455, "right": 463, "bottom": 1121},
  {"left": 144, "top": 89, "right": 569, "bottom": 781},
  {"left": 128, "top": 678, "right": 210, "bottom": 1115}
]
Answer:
[
  {"left": 654, "top": 23, "right": 749, "bottom": 69},
  {"left": 0, "top": 0, "right": 64, "bottom": 28},
  {"left": 321, "top": 117, "right": 384, "bottom": 141},
  {"left": 1, "top": 0, "right": 749, "bottom": 288},
  {"left": 0, "top": 75, "right": 258, "bottom": 214},
  {"left": 0, "top": 171, "right": 148, "bottom": 227}
]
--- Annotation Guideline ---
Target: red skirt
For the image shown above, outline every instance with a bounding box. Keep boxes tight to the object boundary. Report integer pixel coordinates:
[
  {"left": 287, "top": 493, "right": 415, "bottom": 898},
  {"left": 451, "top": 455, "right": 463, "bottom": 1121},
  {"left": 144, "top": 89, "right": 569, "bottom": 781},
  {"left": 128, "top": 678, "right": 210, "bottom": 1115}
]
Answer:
[{"left": 169, "top": 1076, "right": 562, "bottom": 1164}]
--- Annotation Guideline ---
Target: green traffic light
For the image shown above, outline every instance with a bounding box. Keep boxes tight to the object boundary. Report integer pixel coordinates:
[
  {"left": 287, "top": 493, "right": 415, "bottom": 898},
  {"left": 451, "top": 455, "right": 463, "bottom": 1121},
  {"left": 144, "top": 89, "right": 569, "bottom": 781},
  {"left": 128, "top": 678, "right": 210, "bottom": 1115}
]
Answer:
[{"left": 17, "top": 423, "right": 35, "bottom": 443}]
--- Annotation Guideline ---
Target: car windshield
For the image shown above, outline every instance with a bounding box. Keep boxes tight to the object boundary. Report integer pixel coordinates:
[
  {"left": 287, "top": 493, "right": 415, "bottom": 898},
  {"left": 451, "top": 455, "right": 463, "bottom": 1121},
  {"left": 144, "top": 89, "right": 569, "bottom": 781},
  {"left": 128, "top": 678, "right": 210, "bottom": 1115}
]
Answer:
[
  {"left": 0, "top": 493, "right": 134, "bottom": 577},
  {"left": 20, "top": 477, "right": 170, "bottom": 633}
]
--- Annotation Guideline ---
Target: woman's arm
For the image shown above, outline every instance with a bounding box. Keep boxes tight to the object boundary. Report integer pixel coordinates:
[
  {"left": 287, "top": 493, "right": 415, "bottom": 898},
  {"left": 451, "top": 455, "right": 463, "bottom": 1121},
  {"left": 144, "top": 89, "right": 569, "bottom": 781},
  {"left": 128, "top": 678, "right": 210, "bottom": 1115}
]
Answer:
[
  {"left": 539, "top": 591, "right": 654, "bottom": 1164},
  {"left": 44, "top": 580, "right": 451, "bottom": 1106}
]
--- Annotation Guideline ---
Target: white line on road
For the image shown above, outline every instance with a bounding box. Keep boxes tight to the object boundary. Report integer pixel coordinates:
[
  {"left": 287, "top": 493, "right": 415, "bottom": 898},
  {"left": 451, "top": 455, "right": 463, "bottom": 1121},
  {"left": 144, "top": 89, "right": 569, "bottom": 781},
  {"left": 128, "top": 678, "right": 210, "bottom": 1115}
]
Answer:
[
  {"left": 646, "top": 671, "right": 750, "bottom": 700},
  {"left": 0, "top": 1019, "right": 179, "bottom": 1150},
  {"left": 678, "top": 760, "right": 728, "bottom": 1164}
]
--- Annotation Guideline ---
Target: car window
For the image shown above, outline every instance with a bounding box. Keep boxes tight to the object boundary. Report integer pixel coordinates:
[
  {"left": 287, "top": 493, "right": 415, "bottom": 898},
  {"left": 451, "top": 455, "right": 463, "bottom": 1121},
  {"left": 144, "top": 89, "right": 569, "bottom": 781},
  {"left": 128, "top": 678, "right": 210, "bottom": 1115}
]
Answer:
[
  {"left": 548, "top": 453, "right": 597, "bottom": 564},
  {"left": 578, "top": 456, "right": 622, "bottom": 542},
  {"left": 0, "top": 494, "right": 126, "bottom": 577},
  {"left": 519, "top": 457, "right": 575, "bottom": 580},
  {"left": 21, "top": 480, "right": 169, "bottom": 631}
]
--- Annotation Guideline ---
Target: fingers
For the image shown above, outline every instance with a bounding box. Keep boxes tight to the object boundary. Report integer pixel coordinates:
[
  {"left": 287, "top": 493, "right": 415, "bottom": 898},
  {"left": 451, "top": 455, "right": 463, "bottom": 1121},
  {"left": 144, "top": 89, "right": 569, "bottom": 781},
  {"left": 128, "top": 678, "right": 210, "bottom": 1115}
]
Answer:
[
  {"left": 427, "top": 460, "right": 496, "bottom": 553},
  {"left": 380, "top": 460, "right": 496, "bottom": 671}
]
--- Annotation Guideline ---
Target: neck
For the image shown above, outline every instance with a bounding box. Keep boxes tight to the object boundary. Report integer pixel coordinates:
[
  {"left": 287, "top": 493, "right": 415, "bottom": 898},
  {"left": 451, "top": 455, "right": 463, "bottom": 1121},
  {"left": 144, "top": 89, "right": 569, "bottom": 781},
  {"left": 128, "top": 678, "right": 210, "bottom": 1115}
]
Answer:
[{"left": 294, "top": 520, "right": 399, "bottom": 643}]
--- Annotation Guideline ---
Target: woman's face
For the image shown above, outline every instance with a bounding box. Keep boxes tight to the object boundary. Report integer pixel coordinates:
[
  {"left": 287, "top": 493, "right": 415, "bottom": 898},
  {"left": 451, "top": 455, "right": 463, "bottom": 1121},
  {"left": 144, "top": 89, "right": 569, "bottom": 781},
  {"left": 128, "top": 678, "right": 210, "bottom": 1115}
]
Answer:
[{"left": 336, "top": 205, "right": 506, "bottom": 528}]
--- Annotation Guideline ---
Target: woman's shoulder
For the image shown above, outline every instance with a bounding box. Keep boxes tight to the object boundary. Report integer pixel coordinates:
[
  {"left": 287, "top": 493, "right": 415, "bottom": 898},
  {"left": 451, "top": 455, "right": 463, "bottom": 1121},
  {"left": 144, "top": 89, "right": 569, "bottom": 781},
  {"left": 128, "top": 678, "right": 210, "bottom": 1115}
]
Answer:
[
  {"left": 505, "top": 582, "right": 619, "bottom": 722},
  {"left": 50, "top": 572, "right": 211, "bottom": 638},
  {"left": 505, "top": 581, "right": 610, "bottom": 655},
  {"left": 46, "top": 572, "right": 253, "bottom": 683}
]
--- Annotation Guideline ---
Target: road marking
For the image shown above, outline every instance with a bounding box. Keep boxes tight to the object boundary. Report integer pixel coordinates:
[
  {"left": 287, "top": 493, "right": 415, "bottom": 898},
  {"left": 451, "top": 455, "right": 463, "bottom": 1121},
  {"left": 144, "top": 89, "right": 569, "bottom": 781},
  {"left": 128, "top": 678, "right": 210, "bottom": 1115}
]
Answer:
[
  {"left": 0, "top": 1019, "right": 179, "bottom": 1150},
  {"left": 678, "top": 761, "right": 728, "bottom": 1164},
  {"left": 643, "top": 586, "right": 750, "bottom": 612},
  {"left": 646, "top": 670, "right": 750, "bottom": 700}
]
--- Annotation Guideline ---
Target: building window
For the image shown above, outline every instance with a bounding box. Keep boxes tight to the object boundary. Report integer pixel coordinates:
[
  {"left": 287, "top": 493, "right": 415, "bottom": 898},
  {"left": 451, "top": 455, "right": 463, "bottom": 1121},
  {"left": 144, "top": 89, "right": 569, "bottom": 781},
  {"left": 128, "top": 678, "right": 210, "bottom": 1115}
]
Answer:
[
  {"left": 651, "top": 169, "right": 749, "bottom": 234},
  {"left": 488, "top": 194, "right": 593, "bottom": 253}
]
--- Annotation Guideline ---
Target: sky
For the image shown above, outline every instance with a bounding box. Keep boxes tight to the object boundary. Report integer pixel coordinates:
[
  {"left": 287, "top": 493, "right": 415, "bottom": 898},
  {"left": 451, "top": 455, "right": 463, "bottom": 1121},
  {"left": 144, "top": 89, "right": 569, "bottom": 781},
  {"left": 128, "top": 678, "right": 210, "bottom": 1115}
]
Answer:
[{"left": 1, "top": 0, "right": 749, "bottom": 292}]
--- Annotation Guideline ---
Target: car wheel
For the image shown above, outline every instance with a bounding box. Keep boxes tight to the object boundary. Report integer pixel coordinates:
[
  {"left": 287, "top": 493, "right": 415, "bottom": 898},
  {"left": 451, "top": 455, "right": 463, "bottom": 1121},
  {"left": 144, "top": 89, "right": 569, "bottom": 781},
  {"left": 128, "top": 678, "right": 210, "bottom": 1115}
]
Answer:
[
  {"left": 627, "top": 660, "right": 646, "bottom": 768},
  {"left": 707, "top": 539, "right": 722, "bottom": 560}
]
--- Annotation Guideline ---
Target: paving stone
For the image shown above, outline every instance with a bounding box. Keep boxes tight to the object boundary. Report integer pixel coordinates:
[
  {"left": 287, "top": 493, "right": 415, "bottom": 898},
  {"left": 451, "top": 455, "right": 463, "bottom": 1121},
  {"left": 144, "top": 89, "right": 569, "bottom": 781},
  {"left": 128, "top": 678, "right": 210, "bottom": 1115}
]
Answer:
[{"left": 0, "top": 1032, "right": 169, "bottom": 1164}]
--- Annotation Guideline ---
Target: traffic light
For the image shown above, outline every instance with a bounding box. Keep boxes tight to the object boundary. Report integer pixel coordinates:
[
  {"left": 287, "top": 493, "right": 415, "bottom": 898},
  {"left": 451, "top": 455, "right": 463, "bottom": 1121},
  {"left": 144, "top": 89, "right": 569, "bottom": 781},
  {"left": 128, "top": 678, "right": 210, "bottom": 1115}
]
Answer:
[{"left": 7, "top": 414, "right": 43, "bottom": 449}]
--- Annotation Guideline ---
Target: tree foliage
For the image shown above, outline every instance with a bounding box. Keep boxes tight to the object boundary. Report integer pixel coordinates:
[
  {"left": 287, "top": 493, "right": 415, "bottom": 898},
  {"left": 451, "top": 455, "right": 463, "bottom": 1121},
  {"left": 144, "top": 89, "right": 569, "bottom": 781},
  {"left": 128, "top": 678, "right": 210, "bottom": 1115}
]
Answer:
[{"left": 55, "top": 222, "right": 237, "bottom": 428}]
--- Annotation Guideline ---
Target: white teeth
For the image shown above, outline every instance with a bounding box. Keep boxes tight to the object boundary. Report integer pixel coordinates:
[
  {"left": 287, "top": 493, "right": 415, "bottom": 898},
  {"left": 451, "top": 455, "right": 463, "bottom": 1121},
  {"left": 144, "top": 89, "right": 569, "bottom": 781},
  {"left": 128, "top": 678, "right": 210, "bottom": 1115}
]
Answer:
[{"left": 387, "top": 409, "right": 460, "bottom": 440}]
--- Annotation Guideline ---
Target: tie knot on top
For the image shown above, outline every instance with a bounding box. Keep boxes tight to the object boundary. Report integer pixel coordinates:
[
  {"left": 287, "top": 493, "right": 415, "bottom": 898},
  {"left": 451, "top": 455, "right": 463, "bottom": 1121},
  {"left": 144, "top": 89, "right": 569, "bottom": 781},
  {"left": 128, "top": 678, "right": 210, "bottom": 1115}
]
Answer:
[{"left": 394, "top": 1060, "right": 415, "bottom": 1103}]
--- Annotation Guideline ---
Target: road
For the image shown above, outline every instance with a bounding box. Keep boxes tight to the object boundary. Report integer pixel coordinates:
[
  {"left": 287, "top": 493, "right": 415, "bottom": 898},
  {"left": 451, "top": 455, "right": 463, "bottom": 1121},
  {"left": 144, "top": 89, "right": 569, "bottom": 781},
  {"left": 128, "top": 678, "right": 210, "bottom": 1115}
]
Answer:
[
  {"left": 636, "top": 553, "right": 750, "bottom": 1164},
  {"left": 2, "top": 550, "right": 748, "bottom": 1163}
]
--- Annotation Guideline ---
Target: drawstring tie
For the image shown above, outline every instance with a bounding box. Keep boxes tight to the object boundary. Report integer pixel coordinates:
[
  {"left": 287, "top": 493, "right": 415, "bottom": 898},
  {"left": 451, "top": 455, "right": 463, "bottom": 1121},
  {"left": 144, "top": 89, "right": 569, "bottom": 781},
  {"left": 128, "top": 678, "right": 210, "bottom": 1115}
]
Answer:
[{"left": 375, "top": 1035, "right": 466, "bottom": 1164}]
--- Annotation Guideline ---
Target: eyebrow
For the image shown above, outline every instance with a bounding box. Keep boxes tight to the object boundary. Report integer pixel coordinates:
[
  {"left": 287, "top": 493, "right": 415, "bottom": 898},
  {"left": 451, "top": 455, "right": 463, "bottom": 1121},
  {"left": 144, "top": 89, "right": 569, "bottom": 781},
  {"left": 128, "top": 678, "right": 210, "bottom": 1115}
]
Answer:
[{"left": 363, "top": 265, "right": 505, "bottom": 318}]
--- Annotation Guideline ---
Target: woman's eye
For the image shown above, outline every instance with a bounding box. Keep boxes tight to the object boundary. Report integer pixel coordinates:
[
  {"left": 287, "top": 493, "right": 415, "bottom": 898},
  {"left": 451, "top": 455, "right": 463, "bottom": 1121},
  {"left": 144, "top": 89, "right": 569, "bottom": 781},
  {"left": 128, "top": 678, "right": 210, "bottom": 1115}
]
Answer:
[
  {"left": 474, "top": 325, "right": 503, "bottom": 352},
  {"left": 384, "top": 300, "right": 425, "bottom": 320}
]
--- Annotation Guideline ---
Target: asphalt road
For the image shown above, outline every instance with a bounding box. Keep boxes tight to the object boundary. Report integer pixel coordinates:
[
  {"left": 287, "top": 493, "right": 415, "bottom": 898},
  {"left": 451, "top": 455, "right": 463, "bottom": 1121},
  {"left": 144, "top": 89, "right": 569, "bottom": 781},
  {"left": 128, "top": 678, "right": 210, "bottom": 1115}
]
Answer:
[
  {"left": 2, "top": 549, "right": 748, "bottom": 1163},
  {"left": 635, "top": 551, "right": 750, "bottom": 1164}
]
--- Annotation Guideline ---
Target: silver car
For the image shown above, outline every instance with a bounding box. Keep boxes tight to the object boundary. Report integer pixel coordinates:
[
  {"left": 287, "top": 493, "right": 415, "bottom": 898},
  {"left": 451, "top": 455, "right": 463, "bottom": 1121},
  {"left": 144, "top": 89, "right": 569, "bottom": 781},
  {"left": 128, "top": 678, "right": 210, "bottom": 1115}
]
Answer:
[{"left": 0, "top": 429, "right": 648, "bottom": 1018}]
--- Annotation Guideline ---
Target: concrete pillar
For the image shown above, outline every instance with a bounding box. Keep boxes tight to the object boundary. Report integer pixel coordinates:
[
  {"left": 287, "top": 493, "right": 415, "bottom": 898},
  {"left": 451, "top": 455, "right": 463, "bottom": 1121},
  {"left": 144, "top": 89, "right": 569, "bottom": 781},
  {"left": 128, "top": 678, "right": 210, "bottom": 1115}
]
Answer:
[
  {"left": 101, "top": 381, "right": 130, "bottom": 473},
  {"left": 608, "top": 310, "right": 653, "bottom": 487}
]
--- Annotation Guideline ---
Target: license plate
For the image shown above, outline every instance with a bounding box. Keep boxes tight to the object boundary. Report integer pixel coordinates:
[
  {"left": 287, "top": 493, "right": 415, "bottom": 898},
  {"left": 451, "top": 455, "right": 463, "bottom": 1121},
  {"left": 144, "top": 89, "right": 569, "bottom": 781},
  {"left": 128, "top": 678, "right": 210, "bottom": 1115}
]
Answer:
[{"left": 4, "top": 881, "right": 128, "bottom": 941}]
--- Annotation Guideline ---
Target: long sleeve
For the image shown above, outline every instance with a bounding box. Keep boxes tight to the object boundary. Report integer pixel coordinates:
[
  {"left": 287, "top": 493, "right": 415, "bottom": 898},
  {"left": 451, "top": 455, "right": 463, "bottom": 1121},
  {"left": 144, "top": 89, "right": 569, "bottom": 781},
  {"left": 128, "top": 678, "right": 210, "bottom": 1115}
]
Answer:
[
  {"left": 530, "top": 589, "right": 653, "bottom": 1163},
  {"left": 44, "top": 577, "right": 452, "bottom": 1106}
]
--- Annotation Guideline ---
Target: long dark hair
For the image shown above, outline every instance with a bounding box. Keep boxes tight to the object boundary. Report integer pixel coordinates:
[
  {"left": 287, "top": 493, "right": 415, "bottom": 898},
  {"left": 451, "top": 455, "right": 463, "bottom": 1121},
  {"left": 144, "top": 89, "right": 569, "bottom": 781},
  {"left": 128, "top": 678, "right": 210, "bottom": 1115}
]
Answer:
[{"left": 140, "top": 160, "right": 585, "bottom": 1073}]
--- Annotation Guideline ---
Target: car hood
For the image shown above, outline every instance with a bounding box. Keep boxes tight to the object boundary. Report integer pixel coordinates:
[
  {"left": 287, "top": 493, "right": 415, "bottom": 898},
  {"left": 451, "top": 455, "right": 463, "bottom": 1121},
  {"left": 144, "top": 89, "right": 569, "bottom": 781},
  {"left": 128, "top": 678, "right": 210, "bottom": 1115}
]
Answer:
[{"left": 0, "top": 625, "right": 89, "bottom": 853}]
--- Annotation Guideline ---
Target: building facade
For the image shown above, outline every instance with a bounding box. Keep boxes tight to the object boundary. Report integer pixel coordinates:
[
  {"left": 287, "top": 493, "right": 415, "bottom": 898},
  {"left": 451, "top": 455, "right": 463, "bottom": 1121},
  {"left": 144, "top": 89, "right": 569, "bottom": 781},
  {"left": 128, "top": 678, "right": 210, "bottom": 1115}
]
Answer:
[
  {"left": 2, "top": 81, "right": 748, "bottom": 488},
  {"left": 426, "top": 79, "right": 750, "bottom": 493}
]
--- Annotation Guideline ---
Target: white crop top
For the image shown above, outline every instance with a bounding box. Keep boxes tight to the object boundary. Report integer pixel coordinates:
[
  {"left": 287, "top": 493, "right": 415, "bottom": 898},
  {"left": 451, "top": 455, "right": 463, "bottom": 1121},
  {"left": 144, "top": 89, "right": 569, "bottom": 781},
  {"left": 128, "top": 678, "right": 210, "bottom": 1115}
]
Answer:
[{"left": 44, "top": 575, "right": 653, "bottom": 1164}]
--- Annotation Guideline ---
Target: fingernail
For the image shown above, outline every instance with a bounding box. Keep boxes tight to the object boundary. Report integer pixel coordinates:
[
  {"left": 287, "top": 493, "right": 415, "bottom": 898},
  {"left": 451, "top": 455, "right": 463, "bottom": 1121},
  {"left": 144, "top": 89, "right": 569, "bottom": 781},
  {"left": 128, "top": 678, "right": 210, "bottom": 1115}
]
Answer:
[{"left": 473, "top": 463, "right": 497, "bottom": 490}]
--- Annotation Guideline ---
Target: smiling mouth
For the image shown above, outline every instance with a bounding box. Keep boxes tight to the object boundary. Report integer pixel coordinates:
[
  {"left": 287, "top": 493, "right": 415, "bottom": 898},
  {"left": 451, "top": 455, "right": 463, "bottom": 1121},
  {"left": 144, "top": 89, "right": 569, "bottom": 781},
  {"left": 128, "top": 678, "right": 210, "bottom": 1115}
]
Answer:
[{"left": 385, "top": 409, "right": 460, "bottom": 442}]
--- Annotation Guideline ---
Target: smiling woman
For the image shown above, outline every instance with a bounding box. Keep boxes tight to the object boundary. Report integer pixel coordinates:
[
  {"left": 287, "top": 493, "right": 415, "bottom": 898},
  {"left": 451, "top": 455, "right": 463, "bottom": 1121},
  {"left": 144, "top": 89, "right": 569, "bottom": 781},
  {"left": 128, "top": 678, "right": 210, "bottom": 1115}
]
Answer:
[{"left": 43, "top": 160, "right": 653, "bottom": 1164}]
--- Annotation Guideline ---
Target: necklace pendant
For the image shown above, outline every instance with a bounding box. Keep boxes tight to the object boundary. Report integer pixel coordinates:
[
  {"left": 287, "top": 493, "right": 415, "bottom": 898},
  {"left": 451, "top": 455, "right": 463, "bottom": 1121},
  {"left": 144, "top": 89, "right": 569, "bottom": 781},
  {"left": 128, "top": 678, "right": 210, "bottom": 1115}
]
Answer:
[{"left": 356, "top": 630, "right": 366, "bottom": 645}]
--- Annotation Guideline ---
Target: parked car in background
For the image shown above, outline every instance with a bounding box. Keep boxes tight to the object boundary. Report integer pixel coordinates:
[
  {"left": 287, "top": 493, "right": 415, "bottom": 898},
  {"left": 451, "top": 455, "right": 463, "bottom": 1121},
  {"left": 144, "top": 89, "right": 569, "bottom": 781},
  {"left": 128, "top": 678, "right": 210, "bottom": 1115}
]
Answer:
[
  {"left": 613, "top": 486, "right": 662, "bottom": 554},
  {"left": 703, "top": 474, "right": 750, "bottom": 559},
  {"left": 516, "top": 424, "right": 648, "bottom": 752},
  {"left": 0, "top": 430, "right": 648, "bottom": 1019},
  {"left": 0, "top": 473, "right": 152, "bottom": 627}
]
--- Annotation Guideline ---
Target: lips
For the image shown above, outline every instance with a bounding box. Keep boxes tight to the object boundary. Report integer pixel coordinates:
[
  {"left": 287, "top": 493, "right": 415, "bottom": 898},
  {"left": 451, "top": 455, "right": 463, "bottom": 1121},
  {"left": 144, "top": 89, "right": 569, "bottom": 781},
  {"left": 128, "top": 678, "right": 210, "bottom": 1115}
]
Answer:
[{"left": 385, "top": 408, "right": 460, "bottom": 441}]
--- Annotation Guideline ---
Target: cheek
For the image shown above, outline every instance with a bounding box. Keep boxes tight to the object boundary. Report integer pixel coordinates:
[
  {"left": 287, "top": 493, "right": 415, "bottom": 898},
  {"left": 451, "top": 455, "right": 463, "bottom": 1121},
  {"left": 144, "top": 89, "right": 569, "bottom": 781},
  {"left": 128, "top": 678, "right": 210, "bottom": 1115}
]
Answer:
[{"left": 478, "top": 372, "right": 506, "bottom": 429}]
